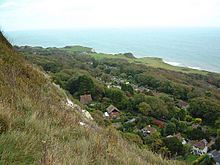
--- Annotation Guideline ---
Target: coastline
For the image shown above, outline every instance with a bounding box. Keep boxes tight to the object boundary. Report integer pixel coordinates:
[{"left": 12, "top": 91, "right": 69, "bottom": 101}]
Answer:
[{"left": 162, "top": 60, "right": 204, "bottom": 71}]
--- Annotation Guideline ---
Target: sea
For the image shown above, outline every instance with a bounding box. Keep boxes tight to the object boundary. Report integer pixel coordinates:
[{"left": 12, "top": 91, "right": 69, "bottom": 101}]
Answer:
[{"left": 4, "top": 28, "right": 220, "bottom": 73}]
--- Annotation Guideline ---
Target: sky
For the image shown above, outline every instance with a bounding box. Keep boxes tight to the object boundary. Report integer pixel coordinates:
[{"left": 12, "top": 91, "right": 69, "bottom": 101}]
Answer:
[{"left": 0, "top": 0, "right": 220, "bottom": 31}]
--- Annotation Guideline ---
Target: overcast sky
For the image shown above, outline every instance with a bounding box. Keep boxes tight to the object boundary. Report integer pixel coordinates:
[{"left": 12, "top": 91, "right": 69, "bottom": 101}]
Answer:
[{"left": 0, "top": 0, "right": 220, "bottom": 31}]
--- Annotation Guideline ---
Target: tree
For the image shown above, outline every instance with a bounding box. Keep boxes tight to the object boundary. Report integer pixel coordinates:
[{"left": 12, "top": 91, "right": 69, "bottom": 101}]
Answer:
[
  {"left": 186, "top": 127, "right": 208, "bottom": 140},
  {"left": 145, "top": 96, "right": 169, "bottom": 118},
  {"left": 163, "top": 137, "right": 185, "bottom": 156},
  {"left": 132, "top": 93, "right": 146, "bottom": 106},
  {"left": 162, "top": 122, "right": 176, "bottom": 136},
  {"left": 138, "top": 102, "right": 151, "bottom": 115},
  {"left": 189, "top": 97, "right": 220, "bottom": 125},
  {"left": 176, "top": 121, "right": 187, "bottom": 133},
  {"left": 78, "top": 75, "right": 95, "bottom": 95},
  {"left": 134, "top": 74, "right": 160, "bottom": 89},
  {"left": 66, "top": 77, "right": 79, "bottom": 95},
  {"left": 174, "top": 108, "right": 187, "bottom": 121},
  {"left": 41, "top": 61, "right": 61, "bottom": 73},
  {"left": 144, "top": 132, "right": 164, "bottom": 153},
  {"left": 173, "top": 84, "right": 189, "bottom": 100},
  {"left": 171, "top": 118, "right": 187, "bottom": 133},
  {"left": 159, "top": 81, "right": 174, "bottom": 95},
  {"left": 105, "top": 88, "right": 127, "bottom": 109},
  {"left": 121, "top": 83, "right": 134, "bottom": 94},
  {"left": 66, "top": 75, "right": 95, "bottom": 96}
]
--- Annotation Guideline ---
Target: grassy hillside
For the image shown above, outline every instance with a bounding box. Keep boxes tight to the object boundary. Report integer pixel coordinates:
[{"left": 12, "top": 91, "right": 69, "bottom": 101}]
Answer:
[{"left": 0, "top": 32, "right": 185, "bottom": 164}]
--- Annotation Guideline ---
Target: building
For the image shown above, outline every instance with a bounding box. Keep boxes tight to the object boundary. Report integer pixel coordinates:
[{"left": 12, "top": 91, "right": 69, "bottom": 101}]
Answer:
[
  {"left": 152, "top": 118, "right": 165, "bottom": 128},
  {"left": 189, "top": 139, "right": 208, "bottom": 155},
  {"left": 209, "top": 150, "right": 220, "bottom": 165},
  {"left": 80, "top": 94, "right": 92, "bottom": 105},
  {"left": 106, "top": 105, "right": 120, "bottom": 119},
  {"left": 141, "top": 125, "right": 156, "bottom": 136}
]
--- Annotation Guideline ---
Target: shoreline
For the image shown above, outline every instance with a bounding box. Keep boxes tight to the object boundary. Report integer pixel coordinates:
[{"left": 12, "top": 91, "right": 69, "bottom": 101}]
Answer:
[{"left": 162, "top": 59, "right": 204, "bottom": 71}]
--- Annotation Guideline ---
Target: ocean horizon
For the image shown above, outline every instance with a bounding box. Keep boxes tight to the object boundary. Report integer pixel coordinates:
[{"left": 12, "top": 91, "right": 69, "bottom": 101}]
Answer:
[{"left": 5, "top": 27, "right": 220, "bottom": 73}]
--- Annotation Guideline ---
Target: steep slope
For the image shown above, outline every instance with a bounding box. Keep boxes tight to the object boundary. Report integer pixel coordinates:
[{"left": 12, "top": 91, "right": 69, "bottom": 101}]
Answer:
[{"left": 0, "top": 32, "right": 184, "bottom": 165}]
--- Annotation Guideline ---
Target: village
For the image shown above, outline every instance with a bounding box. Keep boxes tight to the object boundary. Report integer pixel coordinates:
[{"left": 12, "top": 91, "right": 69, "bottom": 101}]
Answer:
[{"left": 78, "top": 75, "right": 220, "bottom": 164}]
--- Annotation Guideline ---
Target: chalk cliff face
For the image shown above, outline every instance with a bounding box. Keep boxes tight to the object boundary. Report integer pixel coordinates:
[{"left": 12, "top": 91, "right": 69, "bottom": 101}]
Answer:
[{"left": 0, "top": 32, "right": 183, "bottom": 165}]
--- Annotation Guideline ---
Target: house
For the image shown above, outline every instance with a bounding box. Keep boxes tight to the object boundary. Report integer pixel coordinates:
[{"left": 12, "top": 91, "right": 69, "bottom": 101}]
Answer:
[
  {"left": 80, "top": 94, "right": 92, "bottom": 105},
  {"left": 178, "top": 100, "right": 189, "bottom": 110},
  {"left": 141, "top": 125, "right": 156, "bottom": 136},
  {"left": 106, "top": 105, "right": 120, "bottom": 119},
  {"left": 152, "top": 118, "right": 165, "bottom": 128},
  {"left": 209, "top": 150, "right": 220, "bottom": 165},
  {"left": 189, "top": 139, "right": 208, "bottom": 155}
]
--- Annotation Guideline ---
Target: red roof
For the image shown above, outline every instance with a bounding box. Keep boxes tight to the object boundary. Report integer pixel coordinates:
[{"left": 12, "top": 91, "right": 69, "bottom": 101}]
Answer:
[
  {"left": 190, "top": 139, "right": 208, "bottom": 150},
  {"left": 152, "top": 118, "right": 165, "bottom": 128}
]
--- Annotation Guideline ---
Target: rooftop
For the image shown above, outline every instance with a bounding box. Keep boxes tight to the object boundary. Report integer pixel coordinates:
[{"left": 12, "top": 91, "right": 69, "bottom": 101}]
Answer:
[{"left": 106, "top": 105, "right": 120, "bottom": 114}]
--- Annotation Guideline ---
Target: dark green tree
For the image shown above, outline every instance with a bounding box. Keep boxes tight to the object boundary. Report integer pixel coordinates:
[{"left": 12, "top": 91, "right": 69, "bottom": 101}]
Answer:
[
  {"left": 162, "top": 122, "right": 176, "bottom": 136},
  {"left": 121, "top": 83, "right": 134, "bottom": 94},
  {"left": 66, "top": 75, "right": 95, "bottom": 96},
  {"left": 189, "top": 97, "right": 220, "bottom": 125},
  {"left": 163, "top": 137, "right": 185, "bottom": 156},
  {"left": 78, "top": 75, "right": 95, "bottom": 95}
]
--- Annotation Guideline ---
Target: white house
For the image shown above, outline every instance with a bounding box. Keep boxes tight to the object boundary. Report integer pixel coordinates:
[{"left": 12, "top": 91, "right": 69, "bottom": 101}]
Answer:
[{"left": 190, "top": 139, "right": 208, "bottom": 155}]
